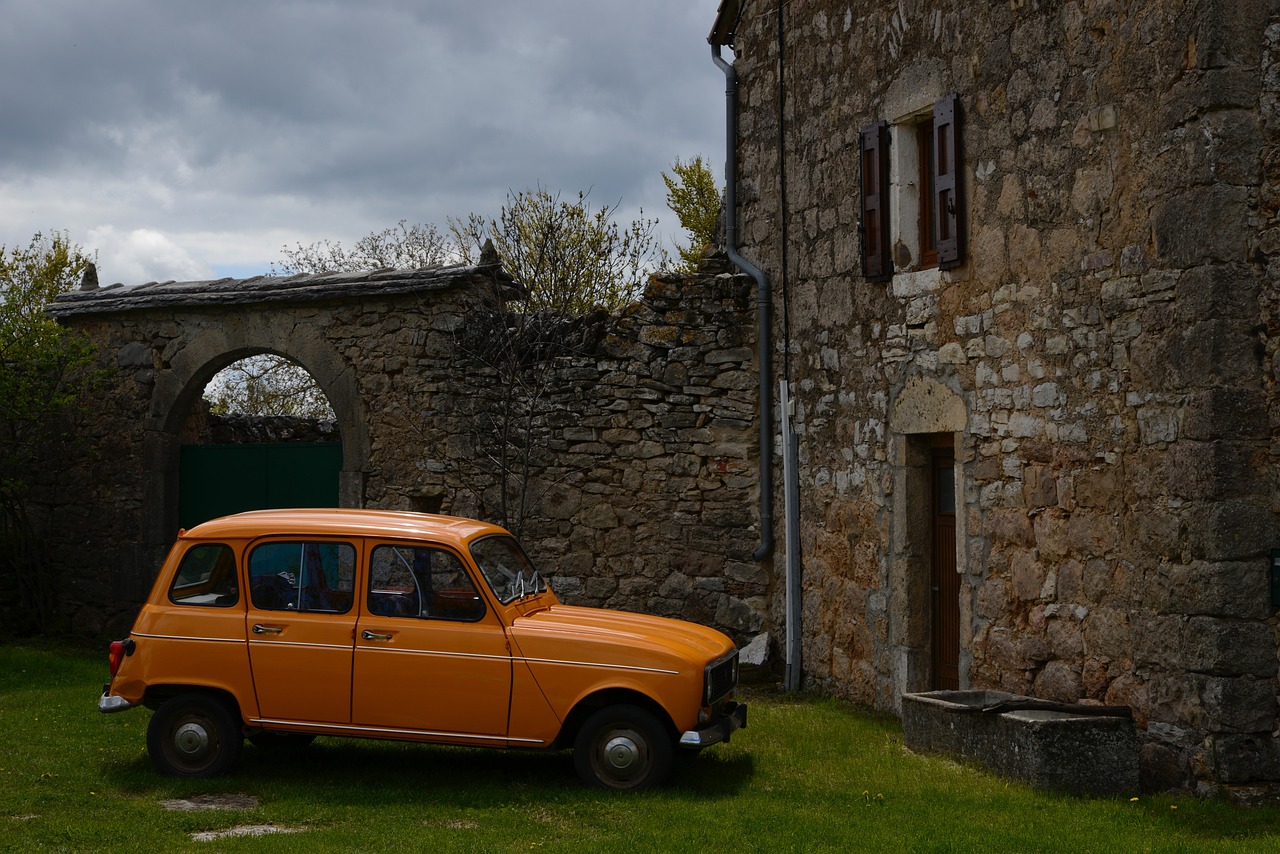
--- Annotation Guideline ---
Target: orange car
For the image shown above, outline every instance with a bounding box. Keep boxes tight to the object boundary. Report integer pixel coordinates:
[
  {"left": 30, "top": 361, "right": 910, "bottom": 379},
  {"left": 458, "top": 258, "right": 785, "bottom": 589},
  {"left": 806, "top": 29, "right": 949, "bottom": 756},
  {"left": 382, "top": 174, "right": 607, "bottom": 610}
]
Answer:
[{"left": 99, "top": 509, "right": 745, "bottom": 789}]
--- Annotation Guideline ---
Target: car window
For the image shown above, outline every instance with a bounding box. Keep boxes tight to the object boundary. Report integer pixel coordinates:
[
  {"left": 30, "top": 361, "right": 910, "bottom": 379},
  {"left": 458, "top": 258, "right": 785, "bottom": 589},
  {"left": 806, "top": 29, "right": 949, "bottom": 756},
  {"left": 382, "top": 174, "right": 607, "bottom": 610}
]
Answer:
[
  {"left": 169, "top": 543, "right": 238, "bottom": 607},
  {"left": 469, "top": 535, "right": 544, "bottom": 605},
  {"left": 248, "top": 541, "right": 355, "bottom": 613},
  {"left": 367, "top": 545, "right": 484, "bottom": 621}
]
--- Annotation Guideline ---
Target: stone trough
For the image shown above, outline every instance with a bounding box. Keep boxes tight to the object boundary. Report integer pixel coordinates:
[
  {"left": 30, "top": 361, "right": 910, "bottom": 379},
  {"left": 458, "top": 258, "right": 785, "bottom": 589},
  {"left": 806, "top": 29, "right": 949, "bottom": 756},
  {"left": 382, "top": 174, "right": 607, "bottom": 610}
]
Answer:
[{"left": 901, "top": 690, "right": 1139, "bottom": 796}]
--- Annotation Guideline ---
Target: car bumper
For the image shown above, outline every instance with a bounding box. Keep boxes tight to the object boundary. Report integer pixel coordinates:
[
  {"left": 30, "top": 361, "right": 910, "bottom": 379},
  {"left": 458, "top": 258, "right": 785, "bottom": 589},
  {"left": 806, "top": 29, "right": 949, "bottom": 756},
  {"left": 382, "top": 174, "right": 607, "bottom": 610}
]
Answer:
[
  {"left": 98, "top": 691, "right": 135, "bottom": 713},
  {"left": 679, "top": 701, "right": 747, "bottom": 748}
]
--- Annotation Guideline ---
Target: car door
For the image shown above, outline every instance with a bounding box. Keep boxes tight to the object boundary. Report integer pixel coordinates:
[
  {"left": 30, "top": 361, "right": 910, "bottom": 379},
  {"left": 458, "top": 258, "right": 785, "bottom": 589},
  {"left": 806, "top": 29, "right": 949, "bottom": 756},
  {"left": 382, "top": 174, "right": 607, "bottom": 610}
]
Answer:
[
  {"left": 245, "top": 539, "right": 358, "bottom": 725},
  {"left": 352, "top": 543, "right": 512, "bottom": 742}
]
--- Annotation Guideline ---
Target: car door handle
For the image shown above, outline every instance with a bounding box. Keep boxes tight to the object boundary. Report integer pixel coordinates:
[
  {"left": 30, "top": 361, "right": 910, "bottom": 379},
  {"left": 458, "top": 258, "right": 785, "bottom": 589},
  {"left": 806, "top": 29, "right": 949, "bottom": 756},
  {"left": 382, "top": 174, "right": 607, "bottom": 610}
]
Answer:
[
  {"left": 252, "top": 624, "right": 284, "bottom": 635},
  {"left": 362, "top": 630, "right": 393, "bottom": 641}
]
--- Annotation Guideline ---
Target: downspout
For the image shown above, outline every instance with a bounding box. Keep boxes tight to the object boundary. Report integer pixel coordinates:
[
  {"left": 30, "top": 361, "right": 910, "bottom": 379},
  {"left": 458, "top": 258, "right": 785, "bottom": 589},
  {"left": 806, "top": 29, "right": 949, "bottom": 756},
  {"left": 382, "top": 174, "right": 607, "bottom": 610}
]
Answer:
[{"left": 712, "top": 43, "right": 774, "bottom": 562}]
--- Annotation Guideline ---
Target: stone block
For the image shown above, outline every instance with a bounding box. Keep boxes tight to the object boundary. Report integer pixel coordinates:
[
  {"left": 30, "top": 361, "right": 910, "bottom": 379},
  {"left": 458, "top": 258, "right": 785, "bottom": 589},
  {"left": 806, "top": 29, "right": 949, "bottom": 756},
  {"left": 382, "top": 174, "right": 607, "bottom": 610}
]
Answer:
[
  {"left": 1167, "top": 441, "right": 1264, "bottom": 500},
  {"left": 1182, "top": 388, "right": 1268, "bottom": 441},
  {"left": 1154, "top": 560, "right": 1271, "bottom": 620},
  {"left": 1084, "top": 606, "right": 1134, "bottom": 661},
  {"left": 1189, "top": 501, "right": 1275, "bottom": 560},
  {"left": 1174, "top": 264, "right": 1261, "bottom": 324},
  {"left": 1193, "top": 675, "right": 1277, "bottom": 733},
  {"left": 1152, "top": 185, "right": 1248, "bottom": 267},
  {"left": 1183, "top": 617, "right": 1277, "bottom": 678},
  {"left": 902, "top": 690, "right": 1139, "bottom": 795},
  {"left": 1207, "top": 733, "right": 1280, "bottom": 784}
]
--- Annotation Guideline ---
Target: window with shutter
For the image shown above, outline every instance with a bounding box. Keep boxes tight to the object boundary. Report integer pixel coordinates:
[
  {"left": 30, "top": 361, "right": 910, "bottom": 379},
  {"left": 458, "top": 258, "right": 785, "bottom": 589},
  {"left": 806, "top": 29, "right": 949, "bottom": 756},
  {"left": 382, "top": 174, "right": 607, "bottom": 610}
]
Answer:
[{"left": 858, "top": 95, "right": 964, "bottom": 279}]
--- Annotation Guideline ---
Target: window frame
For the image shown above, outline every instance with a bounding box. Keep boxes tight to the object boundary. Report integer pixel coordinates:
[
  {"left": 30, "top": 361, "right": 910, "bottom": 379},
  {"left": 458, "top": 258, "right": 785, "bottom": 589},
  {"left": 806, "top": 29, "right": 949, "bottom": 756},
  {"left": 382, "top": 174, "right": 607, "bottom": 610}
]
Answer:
[
  {"left": 366, "top": 542, "right": 487, "bottom": 623},
  {"left": 859, "top": 94, "right": 963, "bottom": 278},
  {"left": 168, "top": 542, "right": 239, "bottom": 608},
  {"left": 247, "top": 539, "right": 357, "bottom": 614}
]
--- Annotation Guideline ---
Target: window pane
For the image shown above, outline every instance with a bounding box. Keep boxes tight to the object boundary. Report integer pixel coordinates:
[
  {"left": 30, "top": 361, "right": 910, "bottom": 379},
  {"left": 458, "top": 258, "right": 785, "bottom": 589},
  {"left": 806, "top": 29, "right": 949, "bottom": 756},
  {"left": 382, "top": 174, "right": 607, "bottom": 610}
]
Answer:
[
  {"left": 169, "top": 544, "right": 238, "bottom": 607},
  {"left": 368, "top": 545, "right": 484, "bottom": 621},
  {"left": 249, "top": 541, "right": 355, "bottom": 613}
]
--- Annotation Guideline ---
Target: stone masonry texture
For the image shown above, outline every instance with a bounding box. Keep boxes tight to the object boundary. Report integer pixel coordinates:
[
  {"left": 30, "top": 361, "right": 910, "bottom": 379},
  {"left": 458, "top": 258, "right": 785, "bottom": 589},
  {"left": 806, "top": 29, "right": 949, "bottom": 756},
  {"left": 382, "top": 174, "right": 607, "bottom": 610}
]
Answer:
[{"left": 717, "top": 0, "right": 1280, "bottom": 790}]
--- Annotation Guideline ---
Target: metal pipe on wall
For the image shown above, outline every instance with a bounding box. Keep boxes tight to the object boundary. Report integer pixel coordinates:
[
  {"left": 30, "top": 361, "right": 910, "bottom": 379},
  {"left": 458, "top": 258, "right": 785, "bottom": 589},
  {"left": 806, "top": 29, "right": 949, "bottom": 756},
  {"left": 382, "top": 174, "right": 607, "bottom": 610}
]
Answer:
[{"left": 712, "top": 43, "right": 774, "bottom": 565}]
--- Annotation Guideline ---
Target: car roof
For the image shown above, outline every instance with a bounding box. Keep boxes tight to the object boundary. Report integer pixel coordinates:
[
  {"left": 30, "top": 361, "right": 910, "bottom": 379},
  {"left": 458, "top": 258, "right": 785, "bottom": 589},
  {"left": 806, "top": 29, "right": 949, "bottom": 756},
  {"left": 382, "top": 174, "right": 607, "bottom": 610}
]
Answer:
[{"left": 180, "top": 508, "right": 510, "bottom": 548}]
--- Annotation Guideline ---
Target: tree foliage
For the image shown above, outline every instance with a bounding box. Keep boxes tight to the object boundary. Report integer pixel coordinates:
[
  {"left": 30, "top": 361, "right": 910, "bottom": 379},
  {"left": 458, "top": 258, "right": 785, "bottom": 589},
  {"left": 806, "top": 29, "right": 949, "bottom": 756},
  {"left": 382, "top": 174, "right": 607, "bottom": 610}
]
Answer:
[
  {"left": 0, "top": 231, "right": 98, "bottom": 633},
  {"left": 662, "top": 155, "right": 722, "bottom": 273},
  {"left": 450, "top": 188, "right": 666, "bottom": 314}
]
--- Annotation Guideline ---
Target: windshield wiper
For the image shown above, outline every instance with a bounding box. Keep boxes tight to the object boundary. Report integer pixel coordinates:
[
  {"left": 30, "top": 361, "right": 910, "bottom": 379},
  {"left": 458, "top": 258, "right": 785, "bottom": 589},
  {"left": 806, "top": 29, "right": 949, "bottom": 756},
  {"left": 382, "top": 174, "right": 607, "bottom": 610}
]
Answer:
[{"left": 512, "top": 570, "right": 546, "bottom": 602}]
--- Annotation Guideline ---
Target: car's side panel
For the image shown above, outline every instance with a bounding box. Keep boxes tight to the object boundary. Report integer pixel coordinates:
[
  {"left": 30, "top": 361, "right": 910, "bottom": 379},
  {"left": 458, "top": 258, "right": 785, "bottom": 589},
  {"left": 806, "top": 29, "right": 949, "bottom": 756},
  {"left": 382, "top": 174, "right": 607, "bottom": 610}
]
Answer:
[
  {"left": 123, "top": 604, "right": 255, "bottom": 714},
  {"left": 507, "top": 657, "right": 566, "bottom": 745},
  {"left": 351, "top": 615, "right": 512, "bottom": 741},
  {"left": 247, "top": 609, "right": 356, "bottom": 724}
]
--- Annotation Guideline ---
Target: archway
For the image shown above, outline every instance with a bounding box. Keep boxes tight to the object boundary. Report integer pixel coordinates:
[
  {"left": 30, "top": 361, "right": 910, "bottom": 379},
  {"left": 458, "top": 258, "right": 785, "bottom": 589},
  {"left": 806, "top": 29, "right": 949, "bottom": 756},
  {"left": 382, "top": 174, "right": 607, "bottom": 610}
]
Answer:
[{"left": 142, "top": 321, "right": 370, "bottom": 549}]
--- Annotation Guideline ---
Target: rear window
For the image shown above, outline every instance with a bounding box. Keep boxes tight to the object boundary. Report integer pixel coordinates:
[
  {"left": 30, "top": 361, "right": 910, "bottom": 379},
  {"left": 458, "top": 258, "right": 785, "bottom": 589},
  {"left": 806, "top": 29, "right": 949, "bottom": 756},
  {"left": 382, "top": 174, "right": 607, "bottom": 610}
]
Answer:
[{"left": 169, "top": 543, "right": 239, "bottom": 607}]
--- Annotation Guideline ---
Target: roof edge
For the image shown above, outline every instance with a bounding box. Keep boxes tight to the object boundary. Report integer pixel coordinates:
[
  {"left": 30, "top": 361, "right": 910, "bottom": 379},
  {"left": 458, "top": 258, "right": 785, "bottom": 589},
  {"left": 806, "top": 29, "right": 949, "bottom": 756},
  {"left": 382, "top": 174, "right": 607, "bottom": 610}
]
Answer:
[{"left": 708, "top": 0, "right": 741, "bottom": 46}]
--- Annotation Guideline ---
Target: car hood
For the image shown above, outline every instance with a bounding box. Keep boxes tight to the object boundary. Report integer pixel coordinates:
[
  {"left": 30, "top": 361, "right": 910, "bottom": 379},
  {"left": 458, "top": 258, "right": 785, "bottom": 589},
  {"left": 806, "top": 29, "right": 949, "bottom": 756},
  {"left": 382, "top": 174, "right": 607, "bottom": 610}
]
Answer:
[{"left": 509, "top": 604, "right": 735, "bottom": 668}]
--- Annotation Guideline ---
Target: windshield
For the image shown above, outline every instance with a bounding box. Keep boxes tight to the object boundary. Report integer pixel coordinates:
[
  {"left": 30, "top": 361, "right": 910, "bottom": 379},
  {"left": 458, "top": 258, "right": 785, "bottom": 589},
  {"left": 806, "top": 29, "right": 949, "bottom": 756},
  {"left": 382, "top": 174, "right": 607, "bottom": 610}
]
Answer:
[{"left": 469, "top": 535, "right": 546, "bottom": 604}]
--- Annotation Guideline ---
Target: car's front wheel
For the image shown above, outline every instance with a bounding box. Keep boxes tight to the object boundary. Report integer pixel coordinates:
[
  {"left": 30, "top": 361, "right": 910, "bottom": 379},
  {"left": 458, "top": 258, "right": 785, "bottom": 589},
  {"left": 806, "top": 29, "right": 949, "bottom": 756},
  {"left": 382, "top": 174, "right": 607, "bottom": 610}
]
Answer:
[
  {"left": 146, "top": 692, "right": 243, "bottom": 777},
  {"left": 573, "top": 704, "right": 673, "bottom": 790}
]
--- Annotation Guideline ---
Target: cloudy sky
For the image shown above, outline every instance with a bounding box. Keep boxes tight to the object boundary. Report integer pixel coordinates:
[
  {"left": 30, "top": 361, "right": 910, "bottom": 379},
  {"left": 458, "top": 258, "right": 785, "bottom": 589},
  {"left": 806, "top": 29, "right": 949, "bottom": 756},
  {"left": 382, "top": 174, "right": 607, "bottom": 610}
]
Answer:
[{"left": 0, "top": 0, "right": 728, "bottom": 285}]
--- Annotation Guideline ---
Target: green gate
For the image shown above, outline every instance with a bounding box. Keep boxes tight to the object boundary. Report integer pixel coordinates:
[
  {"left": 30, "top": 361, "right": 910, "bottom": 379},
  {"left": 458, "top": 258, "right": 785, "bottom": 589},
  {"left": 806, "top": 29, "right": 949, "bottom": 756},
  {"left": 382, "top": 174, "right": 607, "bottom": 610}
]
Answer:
[{"left": 178, "top": 443, "right": 343, "bottom": 529}]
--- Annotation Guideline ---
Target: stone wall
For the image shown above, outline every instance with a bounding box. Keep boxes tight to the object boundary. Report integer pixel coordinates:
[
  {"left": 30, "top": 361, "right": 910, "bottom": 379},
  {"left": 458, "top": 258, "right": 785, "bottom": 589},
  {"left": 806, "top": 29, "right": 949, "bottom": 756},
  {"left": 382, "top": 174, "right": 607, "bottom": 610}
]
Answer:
[
  {"left": 47, "top": 261, "right": 768, "bottom": 649},
  {"left": 720, "top": 0, "right": 1279, "bottom": 789}
]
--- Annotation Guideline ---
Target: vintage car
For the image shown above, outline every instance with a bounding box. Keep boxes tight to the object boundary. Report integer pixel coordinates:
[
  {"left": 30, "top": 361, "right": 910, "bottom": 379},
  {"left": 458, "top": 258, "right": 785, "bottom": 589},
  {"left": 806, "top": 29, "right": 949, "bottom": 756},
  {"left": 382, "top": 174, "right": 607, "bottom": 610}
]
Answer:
[{"left": 99, "top": 508, "right": 745, "bottom": 790}]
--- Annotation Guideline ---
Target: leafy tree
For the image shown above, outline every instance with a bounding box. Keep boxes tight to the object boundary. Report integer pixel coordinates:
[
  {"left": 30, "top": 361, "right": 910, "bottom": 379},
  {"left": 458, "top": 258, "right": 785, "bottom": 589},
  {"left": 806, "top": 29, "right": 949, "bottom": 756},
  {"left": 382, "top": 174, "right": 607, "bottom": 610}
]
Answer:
[
  {"left": 662, "top": 155, "right": 722, "bottom": 273},
  {"left": 450, "top": 187, "right": 666, "bottom": 313},
  {"left": 206, "top": 354, "right": 335, "bottom": 420},
  {"left": 0, "top": 231, "right": 97, "bottom": 633},
  {"left": 272, "top": 219, "right": 454, "bottom": 275}
]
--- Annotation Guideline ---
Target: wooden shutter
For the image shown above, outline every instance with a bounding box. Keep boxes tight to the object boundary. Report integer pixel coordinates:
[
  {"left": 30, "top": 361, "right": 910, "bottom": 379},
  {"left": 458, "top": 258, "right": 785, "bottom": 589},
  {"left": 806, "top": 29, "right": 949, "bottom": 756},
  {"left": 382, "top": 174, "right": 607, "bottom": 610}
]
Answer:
[
  {"left": 933, "top": 95, "right": 963, "bottom": 269},
  {"left": 859, "top": 121, "right": 892, "bottom": 280}
]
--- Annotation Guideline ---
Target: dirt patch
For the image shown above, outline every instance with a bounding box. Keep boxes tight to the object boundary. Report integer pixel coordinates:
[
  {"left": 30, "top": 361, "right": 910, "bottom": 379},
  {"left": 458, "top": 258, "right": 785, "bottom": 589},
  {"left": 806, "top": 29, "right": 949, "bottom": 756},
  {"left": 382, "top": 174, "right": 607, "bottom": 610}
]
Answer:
[
  {"left": 191, "top": 824, "right": 302, "bottom": 842},
  {"left": 159, "top": 793, "right": 261, "bottom": 811}
]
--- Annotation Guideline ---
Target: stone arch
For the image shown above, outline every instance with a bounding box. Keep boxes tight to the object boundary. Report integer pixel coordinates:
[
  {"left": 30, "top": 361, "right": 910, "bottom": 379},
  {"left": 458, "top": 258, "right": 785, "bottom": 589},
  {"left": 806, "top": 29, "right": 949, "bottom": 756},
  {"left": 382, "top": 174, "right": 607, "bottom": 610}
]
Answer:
[
  {"left": 141, "top": 318, "right": 369, "bottom": 549},
  {"left": 887, "top": 375, "right": 968, "bottom": 706},
  {"left": 890, "top": 375, "right": 967, "bottom": 434}
]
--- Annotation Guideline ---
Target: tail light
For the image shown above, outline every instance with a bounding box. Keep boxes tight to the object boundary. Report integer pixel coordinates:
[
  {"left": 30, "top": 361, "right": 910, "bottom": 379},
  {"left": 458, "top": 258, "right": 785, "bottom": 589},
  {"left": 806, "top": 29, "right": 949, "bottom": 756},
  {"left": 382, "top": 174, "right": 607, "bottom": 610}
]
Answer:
[{"left": 108, "top": 639, "right": 135, "bottom": 676}]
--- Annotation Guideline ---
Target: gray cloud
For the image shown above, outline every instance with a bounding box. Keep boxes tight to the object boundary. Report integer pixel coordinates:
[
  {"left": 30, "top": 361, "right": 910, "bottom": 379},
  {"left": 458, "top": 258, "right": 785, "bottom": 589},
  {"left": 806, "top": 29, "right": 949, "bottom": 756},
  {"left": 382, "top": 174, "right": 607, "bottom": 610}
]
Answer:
[{"left": 0, "top": 0, "right": 725, "bottom": 283}]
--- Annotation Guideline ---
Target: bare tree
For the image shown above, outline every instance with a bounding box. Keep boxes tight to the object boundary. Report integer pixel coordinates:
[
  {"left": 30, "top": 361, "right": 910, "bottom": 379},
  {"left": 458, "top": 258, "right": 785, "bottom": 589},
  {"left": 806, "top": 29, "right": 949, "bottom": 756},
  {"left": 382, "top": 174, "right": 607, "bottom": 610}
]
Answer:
[
  {"left": 272, "top": 220, "right": 455, "bottom": 275},
  {"left": 206, "top": 355, "right": 335, "bottom": 420}
]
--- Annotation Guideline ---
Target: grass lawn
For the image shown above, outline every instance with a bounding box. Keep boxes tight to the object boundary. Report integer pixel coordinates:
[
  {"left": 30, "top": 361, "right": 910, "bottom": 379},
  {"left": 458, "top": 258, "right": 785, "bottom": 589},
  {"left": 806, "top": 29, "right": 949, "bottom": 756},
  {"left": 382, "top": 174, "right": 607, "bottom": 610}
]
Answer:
[{"left": 2, "top": 641, "right": 1278, "bottom": 852}]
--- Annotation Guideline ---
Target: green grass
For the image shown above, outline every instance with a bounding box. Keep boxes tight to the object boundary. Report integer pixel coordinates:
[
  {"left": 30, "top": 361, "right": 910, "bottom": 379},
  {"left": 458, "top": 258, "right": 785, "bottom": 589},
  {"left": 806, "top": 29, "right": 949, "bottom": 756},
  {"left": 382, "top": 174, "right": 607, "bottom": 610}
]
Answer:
[{"left": 2, "top": 642, "right": 1278, "bottom": 853}]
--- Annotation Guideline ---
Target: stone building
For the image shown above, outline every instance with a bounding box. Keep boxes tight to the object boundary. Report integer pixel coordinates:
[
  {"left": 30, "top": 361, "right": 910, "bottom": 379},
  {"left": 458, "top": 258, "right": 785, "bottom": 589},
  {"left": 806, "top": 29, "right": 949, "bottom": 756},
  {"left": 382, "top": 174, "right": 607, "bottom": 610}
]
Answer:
[{"left": 708, "top": 0, "right": 1280, "bottom": 789}]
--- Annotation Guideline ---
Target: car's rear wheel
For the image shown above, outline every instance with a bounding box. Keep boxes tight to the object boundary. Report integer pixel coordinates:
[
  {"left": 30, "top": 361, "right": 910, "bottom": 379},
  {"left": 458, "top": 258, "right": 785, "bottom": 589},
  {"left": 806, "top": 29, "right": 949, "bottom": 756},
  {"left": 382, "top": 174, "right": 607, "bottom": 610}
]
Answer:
[
  {"left": 147, "top": 692, "right": 242, "bottom": 777},
  {"left": 573, "top": 704, "right": 672, "bottom": 790}
]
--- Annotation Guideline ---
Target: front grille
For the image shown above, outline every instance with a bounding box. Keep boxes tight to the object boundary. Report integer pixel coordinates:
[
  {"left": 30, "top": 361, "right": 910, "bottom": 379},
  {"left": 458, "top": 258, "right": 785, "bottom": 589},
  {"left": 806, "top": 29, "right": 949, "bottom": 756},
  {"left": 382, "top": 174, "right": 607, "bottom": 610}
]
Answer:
[{"left": 705, "top": 650, "right": 739, "bottom": 705}]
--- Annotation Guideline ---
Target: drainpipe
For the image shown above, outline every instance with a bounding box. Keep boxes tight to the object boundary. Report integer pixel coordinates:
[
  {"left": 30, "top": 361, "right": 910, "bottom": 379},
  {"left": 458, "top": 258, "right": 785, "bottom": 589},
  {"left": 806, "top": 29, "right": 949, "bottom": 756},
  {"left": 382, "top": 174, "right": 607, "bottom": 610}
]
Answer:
[{"left": 712, "top": 43, "right": 774, "bottom": 563}]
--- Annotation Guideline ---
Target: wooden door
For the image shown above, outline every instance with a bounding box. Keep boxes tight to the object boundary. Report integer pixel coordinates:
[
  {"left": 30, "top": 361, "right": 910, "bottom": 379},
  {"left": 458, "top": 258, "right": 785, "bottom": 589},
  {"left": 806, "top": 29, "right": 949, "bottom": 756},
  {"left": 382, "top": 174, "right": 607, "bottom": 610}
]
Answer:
[{"left": 930, "top": 438, "right": 959, "bottom": 690}]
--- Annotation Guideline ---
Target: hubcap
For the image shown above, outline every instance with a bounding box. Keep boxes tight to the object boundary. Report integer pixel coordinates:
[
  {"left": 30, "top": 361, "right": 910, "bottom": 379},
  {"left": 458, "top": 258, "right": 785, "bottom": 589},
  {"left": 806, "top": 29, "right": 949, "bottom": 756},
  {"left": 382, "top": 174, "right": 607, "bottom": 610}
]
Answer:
[
  {"left": 603, "top": 734, "right": 640, "bottom": 772},
  {"left": 174, "top": 721, "right": 211, "bottom": 758}
]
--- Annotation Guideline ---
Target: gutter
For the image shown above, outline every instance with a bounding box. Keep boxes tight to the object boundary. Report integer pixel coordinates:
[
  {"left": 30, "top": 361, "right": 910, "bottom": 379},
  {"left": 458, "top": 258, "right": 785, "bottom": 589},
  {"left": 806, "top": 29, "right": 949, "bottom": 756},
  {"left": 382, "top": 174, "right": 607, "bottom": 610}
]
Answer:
[{"left": 712, "top": 43, "right": 774, "bottom": 563}]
